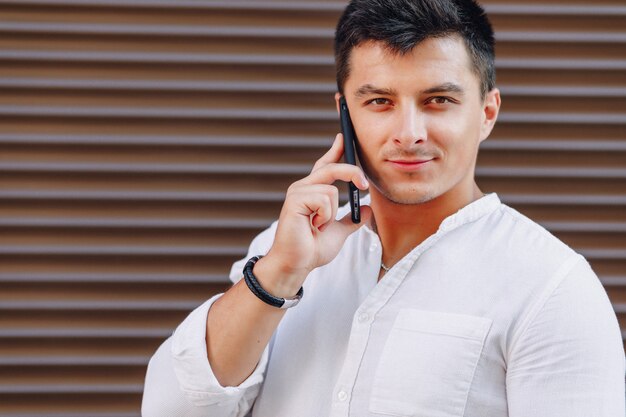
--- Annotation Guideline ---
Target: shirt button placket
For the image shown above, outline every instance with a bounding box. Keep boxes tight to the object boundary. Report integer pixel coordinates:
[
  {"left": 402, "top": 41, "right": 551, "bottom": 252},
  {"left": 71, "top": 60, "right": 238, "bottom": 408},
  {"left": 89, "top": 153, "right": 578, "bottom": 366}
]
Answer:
[
  {"left": 337, "top": 389, "right": 349, "bottom": 402},
  {"left": 331, "top": 238, "right": 380, "bottom": 416},
  {"left": 358, "top": 312, "right": 370, "bottom": 324}
]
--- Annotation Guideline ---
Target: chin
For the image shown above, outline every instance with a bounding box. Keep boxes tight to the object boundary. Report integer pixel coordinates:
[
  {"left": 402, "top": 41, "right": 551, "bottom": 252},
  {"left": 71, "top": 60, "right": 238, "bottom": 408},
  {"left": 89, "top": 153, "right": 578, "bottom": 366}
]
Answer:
[
  {"left": 387, "top": 193, "right": 437, "bottom": 205},
  {"left": 374, "top": 181, "right": 439, "bottom": 205}
]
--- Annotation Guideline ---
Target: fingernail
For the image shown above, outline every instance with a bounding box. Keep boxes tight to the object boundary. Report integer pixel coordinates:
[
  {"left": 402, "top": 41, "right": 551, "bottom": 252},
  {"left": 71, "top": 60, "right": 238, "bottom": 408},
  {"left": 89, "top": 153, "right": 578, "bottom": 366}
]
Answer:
[{"left": 362, "top": 176, "right": 369, "bottom": 187}]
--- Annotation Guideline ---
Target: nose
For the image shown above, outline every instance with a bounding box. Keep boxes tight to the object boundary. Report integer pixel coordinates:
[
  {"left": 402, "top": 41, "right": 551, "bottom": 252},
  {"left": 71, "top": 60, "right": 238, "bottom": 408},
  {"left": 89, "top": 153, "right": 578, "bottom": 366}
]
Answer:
[{"left": 392, "top": 103, "right": 427, "bottom": 147}]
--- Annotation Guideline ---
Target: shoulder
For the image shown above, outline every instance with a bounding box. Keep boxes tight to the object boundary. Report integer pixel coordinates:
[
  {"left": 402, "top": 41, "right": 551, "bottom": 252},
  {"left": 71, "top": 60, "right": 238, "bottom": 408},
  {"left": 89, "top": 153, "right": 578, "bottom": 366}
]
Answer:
[
  {"left": 507, "top": 253, "right": 623, "bottom": 368},
  {"left": 482, "top": 202, "right": 579, "bottom": 267},
  {"left": 488, "top": 205, "right": 622, "bottom": 358}
]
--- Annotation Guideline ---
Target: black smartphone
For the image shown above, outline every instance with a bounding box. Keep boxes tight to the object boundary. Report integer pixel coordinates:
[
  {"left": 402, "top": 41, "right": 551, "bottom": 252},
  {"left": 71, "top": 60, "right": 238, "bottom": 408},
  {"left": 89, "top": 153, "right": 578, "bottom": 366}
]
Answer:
[{"left": 339, "top": 96, "right": 361, "bottom": 224}]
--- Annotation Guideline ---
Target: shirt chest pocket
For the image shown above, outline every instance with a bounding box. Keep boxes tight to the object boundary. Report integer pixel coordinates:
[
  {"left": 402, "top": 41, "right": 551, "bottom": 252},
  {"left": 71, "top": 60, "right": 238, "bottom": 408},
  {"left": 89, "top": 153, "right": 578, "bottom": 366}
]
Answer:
[{"left": 369, "top": 309, "right": 492, "bottom": 417}]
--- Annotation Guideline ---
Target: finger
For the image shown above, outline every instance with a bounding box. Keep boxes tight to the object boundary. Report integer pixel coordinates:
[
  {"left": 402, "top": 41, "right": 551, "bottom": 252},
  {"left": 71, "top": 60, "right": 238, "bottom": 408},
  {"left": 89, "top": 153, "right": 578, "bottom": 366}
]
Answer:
[
  {"left": 292, "top": 185, "right": 339, "bottom": 226},
  {"left": 284, "top": 184, "right": 333, "bottom": 217},
  {"left": 301, "top": 193, "right": 333, "bottom": 230},
  {"left": 297, "top": 184, "right": 339, "bottom": 230},
  {"left": 311, "top": 133, "right": 344, "bottom": 173},
  {"left": 318, "top": 184, "right": 339, "bottom": 227},
  {"left": 335, "top": 204, "right": 373, "bottom": 234},
  {"left": 300, "top": 162, "right": 369, "bottom": 189},
  {"left": 288, "top": 184, "right": 339, "bottom": 221},
  {"left": 329, "top": 185, "right": 339, "bottom": 224}
]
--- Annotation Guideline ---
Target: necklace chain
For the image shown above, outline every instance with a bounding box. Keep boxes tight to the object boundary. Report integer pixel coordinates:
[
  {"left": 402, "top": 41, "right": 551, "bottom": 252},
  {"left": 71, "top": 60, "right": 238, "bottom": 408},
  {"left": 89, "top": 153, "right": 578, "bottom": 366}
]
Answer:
[{"left": 373, "top": 221, "right": 393, "bottom": 273}]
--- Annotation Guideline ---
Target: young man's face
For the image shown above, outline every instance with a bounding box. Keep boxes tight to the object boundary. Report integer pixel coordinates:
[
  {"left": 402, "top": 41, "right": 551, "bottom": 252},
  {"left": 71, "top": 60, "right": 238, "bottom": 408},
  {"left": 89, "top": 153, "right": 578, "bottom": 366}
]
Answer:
[{"left": 336, "top": 35, "right": 500, "bottom": 205}]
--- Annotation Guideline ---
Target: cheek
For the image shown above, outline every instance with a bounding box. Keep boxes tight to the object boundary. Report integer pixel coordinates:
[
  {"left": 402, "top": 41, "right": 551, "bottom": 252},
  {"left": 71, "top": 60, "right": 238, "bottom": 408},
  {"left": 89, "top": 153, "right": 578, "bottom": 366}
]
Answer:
[
  {"left": 427, "top": 117, "right": 461, "bottom": 152},
  {"left": 353, "top": 119, "right": 386, "bottom": 156},
  {"left": 432, "top": 109, "right": 480, "bottom": 153}
]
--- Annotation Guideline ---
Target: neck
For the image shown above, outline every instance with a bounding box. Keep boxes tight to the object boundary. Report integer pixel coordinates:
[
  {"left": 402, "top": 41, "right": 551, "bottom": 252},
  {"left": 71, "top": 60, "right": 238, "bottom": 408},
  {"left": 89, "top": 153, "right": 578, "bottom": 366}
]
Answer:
[{"left": 368, "top": 182, "right": 484, "bottom": 273}]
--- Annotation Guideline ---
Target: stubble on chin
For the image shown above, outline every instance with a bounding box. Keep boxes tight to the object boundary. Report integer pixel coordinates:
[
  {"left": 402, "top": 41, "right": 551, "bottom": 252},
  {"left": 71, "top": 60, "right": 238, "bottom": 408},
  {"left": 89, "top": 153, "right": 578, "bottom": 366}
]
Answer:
[
  {"left": 357, "top": 149, "right": 439, "bottom": 206},
  {"left": 365, "top": 169, "right": 436, "bottom": 206}
]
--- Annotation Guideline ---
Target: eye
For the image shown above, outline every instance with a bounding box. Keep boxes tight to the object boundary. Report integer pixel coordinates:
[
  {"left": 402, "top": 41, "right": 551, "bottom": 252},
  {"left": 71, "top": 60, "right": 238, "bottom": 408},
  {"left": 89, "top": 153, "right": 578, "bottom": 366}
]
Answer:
[
  {"left": 427, "top": 96, "right": 454, "bottom": 105},
  {"left": 366, "top": 97, "right": 392, "bottom": 106}
]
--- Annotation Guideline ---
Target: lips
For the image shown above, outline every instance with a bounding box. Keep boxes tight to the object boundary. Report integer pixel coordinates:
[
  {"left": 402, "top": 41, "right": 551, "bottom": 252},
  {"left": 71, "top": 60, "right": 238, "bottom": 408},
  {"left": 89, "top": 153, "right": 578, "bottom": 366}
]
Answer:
[
  {"left": 388, "top": 159, "right": 431, "bottom": 164},
  {"left": 387, "top": 158, "right": 434, "bottom": 171}
]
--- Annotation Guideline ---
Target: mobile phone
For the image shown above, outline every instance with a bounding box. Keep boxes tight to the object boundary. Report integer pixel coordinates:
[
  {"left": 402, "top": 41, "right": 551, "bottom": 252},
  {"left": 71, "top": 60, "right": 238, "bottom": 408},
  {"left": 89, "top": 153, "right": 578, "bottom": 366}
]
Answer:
[{"left": 339, "top": 96, "right": 361, "bottom": 224}]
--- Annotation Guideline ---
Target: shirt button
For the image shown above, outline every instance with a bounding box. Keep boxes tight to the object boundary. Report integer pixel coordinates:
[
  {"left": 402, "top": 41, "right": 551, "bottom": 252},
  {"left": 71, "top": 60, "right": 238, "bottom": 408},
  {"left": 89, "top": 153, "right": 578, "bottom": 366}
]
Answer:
[
  {"left": 358, "top": 313, "right": 370, "bottom": 323},
  {"left": 337, "top": 390, "right": 348, "bottom": 402},
  {"left": 369, "top": 243, "right": 378, "bottom": 252}
]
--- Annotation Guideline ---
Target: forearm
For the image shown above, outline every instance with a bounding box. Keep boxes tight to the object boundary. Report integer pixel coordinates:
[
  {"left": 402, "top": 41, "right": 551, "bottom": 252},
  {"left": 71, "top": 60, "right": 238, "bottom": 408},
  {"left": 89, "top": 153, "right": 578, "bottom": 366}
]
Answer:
[
  {"left": 143, "top": 294, "right": 266, "bottom": 417},
  {"left": 206, "top": 256, "right": 300, "bottom": 387},
  {"left": 206, "top": 134, "right": 369, "bottom": 388}
]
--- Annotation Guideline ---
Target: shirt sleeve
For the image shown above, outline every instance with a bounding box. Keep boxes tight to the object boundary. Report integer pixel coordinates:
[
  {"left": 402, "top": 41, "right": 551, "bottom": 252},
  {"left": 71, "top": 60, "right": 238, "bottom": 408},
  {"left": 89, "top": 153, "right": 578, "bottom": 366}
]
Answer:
[
  {"left": 142, "top": 221, "right": 279, "bottom": 417},
  {"left": 506, "top": 255, "right": 625, "bottom": 417},
  {"left": 228, "top": 220, "right": 278, "bottom": 285}
]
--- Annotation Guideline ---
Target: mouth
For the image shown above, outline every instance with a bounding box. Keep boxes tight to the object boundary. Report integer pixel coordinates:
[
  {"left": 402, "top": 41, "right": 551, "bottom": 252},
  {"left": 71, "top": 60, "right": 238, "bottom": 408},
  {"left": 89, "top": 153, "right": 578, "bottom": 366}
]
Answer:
[{"left": 387, "top": 158, "right": 434, "bottom": 171}]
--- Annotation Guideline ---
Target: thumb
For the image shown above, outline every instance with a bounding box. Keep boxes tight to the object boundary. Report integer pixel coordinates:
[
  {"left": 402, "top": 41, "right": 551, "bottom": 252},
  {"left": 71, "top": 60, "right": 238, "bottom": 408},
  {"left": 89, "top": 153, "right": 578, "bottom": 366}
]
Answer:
[{"left": 336, "top": 204, "right": 373, "bottom": 235}]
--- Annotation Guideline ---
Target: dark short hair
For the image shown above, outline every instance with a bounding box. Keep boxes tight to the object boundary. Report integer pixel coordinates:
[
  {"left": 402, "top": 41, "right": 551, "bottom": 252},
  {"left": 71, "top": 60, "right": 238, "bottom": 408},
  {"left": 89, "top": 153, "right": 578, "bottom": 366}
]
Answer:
[{"left": 334, "top": 0, "right": 496, "bottom": 101}]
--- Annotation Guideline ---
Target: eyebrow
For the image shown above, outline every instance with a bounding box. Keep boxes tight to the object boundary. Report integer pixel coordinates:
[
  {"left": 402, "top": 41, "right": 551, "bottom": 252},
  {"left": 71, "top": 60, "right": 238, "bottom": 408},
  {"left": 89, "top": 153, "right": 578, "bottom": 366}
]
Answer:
[
  {"left": 353, "top": 82, "right": 465, "bottom": 98},
  {"left": 354, "top": 84, "right": 397, "bottom": 99},
  {"left": 421, "top": 82, "right": 465, "bottom": 96}
]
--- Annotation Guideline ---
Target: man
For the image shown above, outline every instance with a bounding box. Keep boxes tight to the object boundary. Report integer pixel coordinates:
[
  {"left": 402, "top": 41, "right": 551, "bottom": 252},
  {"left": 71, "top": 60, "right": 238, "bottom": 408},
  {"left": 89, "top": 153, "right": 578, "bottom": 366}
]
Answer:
[{"left": 142, "top": 0, "right": 625, "bottom": 415}]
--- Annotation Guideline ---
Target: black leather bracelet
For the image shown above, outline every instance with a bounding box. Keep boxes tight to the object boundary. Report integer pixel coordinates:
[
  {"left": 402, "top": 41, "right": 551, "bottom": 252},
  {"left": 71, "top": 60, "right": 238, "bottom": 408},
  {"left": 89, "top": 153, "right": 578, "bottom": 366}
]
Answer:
[{"left": 243, "top": 255, "right": 303, "bottom": 309}]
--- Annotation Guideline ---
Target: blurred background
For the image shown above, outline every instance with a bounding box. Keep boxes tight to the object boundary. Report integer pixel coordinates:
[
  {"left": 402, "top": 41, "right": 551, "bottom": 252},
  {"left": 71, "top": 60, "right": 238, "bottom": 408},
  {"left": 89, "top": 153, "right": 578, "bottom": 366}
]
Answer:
[{"left": 0, "top": 0, "right": 625, "bottom": 415}]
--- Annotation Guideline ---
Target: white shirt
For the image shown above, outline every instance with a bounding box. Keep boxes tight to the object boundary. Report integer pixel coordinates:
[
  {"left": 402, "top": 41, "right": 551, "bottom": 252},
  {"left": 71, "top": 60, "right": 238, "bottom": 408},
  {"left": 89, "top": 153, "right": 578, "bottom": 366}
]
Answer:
[{"left": 142, "top": 193, "right": 625, "bottom": 417}]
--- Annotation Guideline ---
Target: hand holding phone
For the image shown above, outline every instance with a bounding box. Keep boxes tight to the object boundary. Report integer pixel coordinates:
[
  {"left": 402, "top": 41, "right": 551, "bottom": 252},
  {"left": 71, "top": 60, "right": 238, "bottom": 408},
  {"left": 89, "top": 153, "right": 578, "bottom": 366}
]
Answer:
[{"left": 339, "top": 96, "right": 361, "bottom": 224}]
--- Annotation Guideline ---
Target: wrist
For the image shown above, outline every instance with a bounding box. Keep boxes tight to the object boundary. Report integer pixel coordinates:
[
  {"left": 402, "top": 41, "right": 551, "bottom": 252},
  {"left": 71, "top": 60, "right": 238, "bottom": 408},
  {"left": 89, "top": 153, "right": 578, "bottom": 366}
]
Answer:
[{"left": 253, "top": 254, "right": 307, "bottom": 299}]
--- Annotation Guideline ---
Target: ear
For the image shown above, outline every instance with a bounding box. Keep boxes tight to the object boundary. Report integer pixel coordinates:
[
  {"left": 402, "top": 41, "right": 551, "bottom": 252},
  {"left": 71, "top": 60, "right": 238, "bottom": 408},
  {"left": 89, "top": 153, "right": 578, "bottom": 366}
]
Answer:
[
  {"left": 479, "top": 87, "right": 501, "bottom": 143},
  {"left": 334, "top": 92, "right": 342, "bottom": 115}
]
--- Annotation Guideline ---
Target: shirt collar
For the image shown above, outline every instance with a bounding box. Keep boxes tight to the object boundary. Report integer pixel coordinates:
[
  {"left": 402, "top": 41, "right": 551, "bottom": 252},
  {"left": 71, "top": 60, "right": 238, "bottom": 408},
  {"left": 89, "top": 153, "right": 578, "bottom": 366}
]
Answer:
[
  {"left": 437, "top": 192, "right": 501, "bottom": 233},
  {"left": 361, "top": 192, "right": 501, "bottom": 237}
]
